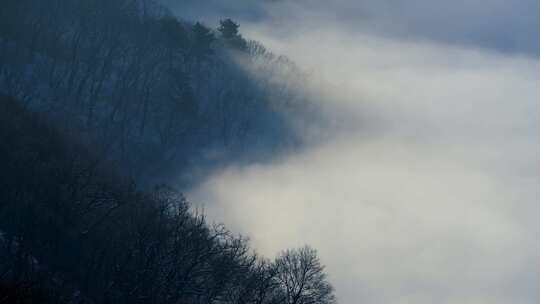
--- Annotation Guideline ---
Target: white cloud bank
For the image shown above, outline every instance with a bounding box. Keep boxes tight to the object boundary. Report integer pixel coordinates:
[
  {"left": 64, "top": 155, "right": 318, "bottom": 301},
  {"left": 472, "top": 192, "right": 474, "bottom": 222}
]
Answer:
[{"left": 189, "top": 6, "right": 540, "bottom": 304}]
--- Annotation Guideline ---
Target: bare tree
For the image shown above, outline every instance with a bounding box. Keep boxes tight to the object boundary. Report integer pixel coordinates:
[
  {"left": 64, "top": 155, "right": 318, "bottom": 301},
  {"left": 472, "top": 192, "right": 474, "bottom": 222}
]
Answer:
[{"left": 274, "top": 246, "right": 336, "bottom": 304}]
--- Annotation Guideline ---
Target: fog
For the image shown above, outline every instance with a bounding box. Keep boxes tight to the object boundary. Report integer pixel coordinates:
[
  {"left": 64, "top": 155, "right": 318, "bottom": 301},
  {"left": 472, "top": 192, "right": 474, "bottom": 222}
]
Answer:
[{"left": 181, "top": 1, "right": 540, "bottom": 303}]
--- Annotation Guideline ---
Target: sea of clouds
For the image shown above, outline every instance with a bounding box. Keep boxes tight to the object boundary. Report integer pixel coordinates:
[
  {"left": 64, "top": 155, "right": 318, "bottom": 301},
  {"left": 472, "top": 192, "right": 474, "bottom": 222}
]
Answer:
[{"left": 168, "top": 1, "right": 540, "bottom": 303}]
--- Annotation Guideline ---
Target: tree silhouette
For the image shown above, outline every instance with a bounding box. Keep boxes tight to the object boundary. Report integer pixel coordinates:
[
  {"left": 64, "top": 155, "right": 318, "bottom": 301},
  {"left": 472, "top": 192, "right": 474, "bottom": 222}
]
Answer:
[
  {"left": 160, "top": 15, "right": 189, "bottom": 51},
  {"left": 192, "top": 22, "right": 215, "bottom": 58},
  {"left": 219, "top": 18, "right": 247, "bottom": 51},
  {"left": 219, "top": 19, "right": 240, "bottom": 39},
  {"left": 274, "top": 246, "right": 336, "bottom": 304}
]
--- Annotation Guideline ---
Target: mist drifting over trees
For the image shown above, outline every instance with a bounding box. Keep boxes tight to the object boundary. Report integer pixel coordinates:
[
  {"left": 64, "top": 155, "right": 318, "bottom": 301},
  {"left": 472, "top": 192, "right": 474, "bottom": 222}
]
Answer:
[
  {"left": 7, "top": 0, "right": 537, "bottom": 303},
  {"left": 0, "top": 0, "right": 336, "bottom": 303}
]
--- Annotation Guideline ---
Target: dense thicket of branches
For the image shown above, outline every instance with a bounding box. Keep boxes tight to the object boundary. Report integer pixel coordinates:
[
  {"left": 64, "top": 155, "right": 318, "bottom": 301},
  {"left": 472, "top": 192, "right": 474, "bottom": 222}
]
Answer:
[
  {"left": 0, "top": 95, "right": 335, "bottom": 303},
  {"left": 0, "top": 0, "right": 308, "bottom": 186}
]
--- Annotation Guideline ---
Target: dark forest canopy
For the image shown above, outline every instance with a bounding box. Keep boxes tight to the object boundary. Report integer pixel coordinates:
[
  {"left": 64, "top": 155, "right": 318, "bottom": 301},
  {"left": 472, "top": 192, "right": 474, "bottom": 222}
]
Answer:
[
  {"left": 0, "top": 0, "right": 335, "bottom": 303},
  {"left": 0, "top": 0, "right": 311, "bottom": 187}
]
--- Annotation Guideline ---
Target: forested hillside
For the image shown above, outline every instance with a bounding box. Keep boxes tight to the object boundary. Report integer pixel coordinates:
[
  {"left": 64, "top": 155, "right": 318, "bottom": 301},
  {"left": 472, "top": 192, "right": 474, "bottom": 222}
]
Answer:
[
  {"left": 1, "top": 0, "right": 308, "bottom": 186},
  {"left": 0, "top": 0, "right": 335, "bottom": 303},
  {"left": 0, "top": 95, "right": 335, "bottom": 304}
]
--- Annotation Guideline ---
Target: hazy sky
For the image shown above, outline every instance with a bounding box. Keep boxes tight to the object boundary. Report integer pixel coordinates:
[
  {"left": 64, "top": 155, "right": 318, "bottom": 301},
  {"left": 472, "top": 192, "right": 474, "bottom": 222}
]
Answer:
[
  {"left": 165, "top": 0, "right": 540, "bottom": 55},
  {"left": 166, "top": 1, "right": 540, "bottom": 303}
]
